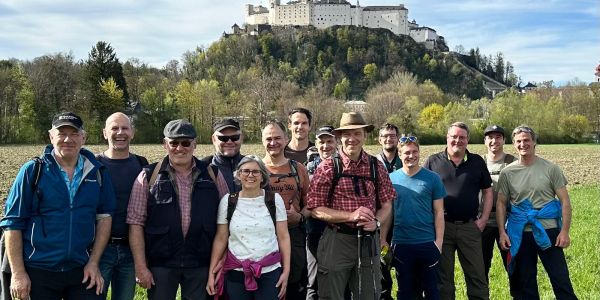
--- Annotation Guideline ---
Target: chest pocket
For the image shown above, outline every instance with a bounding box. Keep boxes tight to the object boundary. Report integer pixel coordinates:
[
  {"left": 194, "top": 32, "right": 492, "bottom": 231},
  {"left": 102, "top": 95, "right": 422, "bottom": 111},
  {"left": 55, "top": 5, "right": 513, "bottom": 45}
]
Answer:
[{"left": 154, "top": 180, "right": 174, "bottom": 204}]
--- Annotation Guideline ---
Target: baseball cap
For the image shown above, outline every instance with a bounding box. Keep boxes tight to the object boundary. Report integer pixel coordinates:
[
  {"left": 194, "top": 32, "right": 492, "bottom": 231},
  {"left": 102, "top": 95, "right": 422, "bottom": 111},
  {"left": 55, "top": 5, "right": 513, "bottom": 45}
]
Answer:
[
  {"left": 163, "top": 119, "right": 197, "bottom": 139},
  {"left": 315, "top": 125, "right": 335, "bottom": 138},
  {"left": 213, "top": 118, "right": 241, "bottom": 132},
  {"left": 484, "top": 125, "right": 505, "bottom": 137},
  {"left": 52, "top": 112, "right": 84, "bottom": 130}
]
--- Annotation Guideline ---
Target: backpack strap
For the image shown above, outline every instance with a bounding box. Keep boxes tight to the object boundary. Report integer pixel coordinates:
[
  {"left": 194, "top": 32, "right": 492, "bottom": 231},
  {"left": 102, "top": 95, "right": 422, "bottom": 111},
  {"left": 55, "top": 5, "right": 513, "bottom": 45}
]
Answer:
[
  {"left": 264, "top": 190, "right": 277, "bottom": 228},
  {"left": 148, "top": 160, "right": 163, "bottom": 188},
  {"left": 226, "top": 192, "right": 239, "bottom": 225},
  {"left": 327, "top": 153, "right": 344, "bottom": 208},
  {"left": 136, "top": 154, "right": 149, "bottom": 167},
  {"left": 207, "top": 164, "right": 217, "bottom": 183},
  {"left": 368, "top": 155, "right": 381, "bottom": 210},
  {"left": 227, "top": 191, "right": 277, "bottom": 231}
]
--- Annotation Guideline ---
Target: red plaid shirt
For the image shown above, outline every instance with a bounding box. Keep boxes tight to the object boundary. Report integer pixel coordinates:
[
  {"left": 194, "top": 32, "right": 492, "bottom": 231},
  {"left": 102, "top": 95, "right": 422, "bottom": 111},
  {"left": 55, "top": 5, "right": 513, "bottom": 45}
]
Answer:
[{"left": 307, "top": 150, "right": 395, "bottom": 214}]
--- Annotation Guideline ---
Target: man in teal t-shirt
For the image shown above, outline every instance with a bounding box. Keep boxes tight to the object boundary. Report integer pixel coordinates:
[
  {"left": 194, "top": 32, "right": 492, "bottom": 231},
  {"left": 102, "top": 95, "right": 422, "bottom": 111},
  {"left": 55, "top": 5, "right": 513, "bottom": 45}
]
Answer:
[{"left": 387, "top": 136, "right": 446, "bottom": 299}]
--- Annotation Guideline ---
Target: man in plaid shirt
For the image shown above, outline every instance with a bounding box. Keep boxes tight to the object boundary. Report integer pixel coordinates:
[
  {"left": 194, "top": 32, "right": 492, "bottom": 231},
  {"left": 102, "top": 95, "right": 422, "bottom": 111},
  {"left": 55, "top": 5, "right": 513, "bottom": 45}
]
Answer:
[{"left": 307, "top": 112, "right": 396, "bottom": 300}]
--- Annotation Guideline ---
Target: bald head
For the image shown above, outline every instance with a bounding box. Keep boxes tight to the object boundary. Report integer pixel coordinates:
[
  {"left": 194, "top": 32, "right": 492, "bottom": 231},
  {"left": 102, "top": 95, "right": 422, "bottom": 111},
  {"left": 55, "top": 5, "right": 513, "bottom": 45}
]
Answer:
[{"left": 103, "top": 112, "right": 134, "bottom": 155}]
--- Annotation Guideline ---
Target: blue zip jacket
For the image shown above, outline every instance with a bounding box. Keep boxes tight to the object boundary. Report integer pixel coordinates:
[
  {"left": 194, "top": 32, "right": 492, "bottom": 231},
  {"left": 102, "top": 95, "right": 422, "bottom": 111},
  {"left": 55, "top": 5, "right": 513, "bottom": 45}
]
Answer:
[
  {"left": 505, "top": 199, "right": 561, "bottom": 275},
  {"left": 0, "top": 145, "right": 115, "bottom": 272}
]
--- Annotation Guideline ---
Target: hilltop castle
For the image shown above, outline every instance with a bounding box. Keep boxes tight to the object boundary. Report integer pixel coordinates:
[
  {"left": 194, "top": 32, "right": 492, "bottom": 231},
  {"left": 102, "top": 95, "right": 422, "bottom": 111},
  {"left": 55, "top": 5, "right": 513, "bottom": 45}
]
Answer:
[{"left": 244, "top": 0, "right": 445, "bottom": 50}]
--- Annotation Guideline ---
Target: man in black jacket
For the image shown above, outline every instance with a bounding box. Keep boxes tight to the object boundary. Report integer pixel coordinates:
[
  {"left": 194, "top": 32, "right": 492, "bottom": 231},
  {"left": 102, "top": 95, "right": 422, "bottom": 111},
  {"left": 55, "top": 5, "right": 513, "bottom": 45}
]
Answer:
[
  {"left": 203, "top": 118, "right": 245, "bottom": 195},
  {"left": 127, "top": 119, "right": 222, "bottom": 300}
]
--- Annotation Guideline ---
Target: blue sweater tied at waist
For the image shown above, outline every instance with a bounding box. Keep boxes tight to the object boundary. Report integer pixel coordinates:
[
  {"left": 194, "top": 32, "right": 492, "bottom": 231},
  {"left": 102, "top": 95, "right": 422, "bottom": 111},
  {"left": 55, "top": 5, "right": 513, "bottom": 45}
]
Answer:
[{"left": 505, "top": 198, "right": 562, "bottom": 275}]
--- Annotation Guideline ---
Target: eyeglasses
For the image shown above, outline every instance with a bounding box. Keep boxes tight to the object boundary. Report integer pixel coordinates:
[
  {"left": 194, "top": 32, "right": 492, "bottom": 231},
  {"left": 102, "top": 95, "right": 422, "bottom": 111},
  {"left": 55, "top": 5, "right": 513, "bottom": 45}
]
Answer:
[
  {"left": 400, "top": 136, "right": 418, "bottom": 143},
  {"left": 239, "top": 169, "right": 261, "bottom": 177},
  {"left": 168, "top": 140, "right": 192, "bottom": 148},
  {"left": 216, "top": 134, "right": 241, "bottom": 142}
]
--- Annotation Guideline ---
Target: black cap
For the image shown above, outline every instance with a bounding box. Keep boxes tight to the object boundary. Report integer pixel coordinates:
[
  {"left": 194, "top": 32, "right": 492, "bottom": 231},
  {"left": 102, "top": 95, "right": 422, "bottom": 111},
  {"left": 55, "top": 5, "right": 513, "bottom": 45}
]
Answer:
[
  {"left": 52, "top": 112, "right": 84, "bottom": 130},
  {"left": 163, "top": 119, "right": 197, "bottom": 139},
  {"left": 315, "top": 125, "right": 335, "bottom": 138},
  {"left": 213, "top": 118, "right": 240, "bottom": 132},
  {"left": 484, "top": 125, "right": 505, "bottom": 137}
]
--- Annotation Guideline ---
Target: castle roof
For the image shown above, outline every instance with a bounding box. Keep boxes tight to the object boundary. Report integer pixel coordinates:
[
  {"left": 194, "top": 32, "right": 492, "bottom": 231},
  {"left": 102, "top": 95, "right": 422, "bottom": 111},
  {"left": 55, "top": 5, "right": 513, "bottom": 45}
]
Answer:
[{"left": 363, "top": 5, "right": 407, "bottom": 11}]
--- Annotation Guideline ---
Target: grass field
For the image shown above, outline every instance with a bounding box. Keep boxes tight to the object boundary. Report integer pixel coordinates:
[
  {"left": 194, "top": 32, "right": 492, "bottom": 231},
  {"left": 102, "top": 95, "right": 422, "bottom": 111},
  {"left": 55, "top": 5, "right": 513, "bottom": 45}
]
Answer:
[{"left": 0, "top": 143, "right": 598, "bottom": 299}]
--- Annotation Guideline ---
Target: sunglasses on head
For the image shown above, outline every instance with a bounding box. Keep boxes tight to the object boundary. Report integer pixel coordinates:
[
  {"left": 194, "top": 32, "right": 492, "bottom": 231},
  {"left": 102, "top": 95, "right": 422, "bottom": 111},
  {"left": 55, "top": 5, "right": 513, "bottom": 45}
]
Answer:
[
  {"left": 168, "top": 140, "right": 192, "bottom": 148},
  {"left": 400, "top": 136, "right": 418, "bottom": 143},
  {"left": 216, "top": 134, "right": 241, "bottom": 142}
]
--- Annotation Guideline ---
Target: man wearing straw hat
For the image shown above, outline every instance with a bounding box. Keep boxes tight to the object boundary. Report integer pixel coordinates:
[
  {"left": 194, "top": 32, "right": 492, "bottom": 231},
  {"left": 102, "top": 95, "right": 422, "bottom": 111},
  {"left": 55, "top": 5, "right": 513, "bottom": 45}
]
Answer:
[{"left": 307, "top": 112, "right": 396, "bottom": 300}]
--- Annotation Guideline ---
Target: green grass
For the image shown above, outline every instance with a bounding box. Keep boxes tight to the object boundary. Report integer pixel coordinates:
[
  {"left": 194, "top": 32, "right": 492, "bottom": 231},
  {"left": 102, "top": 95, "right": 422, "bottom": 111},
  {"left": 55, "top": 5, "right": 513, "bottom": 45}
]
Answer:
[{"left": 390, "top": 184, "right": 600, "bottom": 300}]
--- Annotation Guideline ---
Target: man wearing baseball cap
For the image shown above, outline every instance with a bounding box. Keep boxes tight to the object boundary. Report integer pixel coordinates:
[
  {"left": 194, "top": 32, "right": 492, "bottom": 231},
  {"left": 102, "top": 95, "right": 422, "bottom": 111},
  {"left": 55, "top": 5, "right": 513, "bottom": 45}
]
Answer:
[
  {"left": 127, "top": 119, "right": 221, "bottom": 300},
  {"left": 307, "top": 112, "right": 396, "bottom": 300},
  {"left": 202, "top": 118, "right": 245, "bottom": 195},
  {"left": 1, "top": 112, "right": 116, "bottom": 299},
  {"left": 480, "top": 125, "right": 516, "bottom": 285}
]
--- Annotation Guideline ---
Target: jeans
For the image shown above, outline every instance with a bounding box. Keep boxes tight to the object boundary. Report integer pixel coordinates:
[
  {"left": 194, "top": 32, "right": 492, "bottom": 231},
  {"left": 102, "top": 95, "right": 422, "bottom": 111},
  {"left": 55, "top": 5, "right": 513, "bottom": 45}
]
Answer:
[
  {"left": 225, "top": 268, "right": 282, "bottom": 299},
  {"left": 392, "top": 242, "right": 440, "bottom": 300},
  {"left": 99, "top": 243, "right": 136, "bottom": 300}
]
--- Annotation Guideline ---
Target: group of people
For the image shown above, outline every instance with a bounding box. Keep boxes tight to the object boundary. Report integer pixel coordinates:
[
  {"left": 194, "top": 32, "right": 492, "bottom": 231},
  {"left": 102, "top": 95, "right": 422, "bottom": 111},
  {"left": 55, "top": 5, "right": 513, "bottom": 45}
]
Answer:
[{"left": 0, "top": 107, "right": 578, "bottom": 300}]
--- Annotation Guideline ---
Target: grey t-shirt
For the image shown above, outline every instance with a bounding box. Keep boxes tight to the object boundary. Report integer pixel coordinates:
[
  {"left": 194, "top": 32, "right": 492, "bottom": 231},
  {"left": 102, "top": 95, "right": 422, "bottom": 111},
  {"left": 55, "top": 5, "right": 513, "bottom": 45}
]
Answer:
[
  {"left": 498, "top": 157, "right": 567, "bottom": 229},
  {"left": 479, "top": 153, "right": 516, "bottom": 226}
]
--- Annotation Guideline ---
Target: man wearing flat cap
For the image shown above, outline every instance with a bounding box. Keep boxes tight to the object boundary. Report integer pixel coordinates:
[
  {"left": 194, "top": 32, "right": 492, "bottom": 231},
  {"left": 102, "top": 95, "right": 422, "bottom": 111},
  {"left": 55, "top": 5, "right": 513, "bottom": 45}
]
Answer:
[
  {"left": 127, "top": 119, "right": 221, "bottom": 300},
  {"left": 1, "top": 112, "right": 116, "bottom": 300},
  {"left": 307, "top": 112, "right": 396, "bottom": 300},
  {"left": 480, "top": 125, "right": 515, "bottom": 283},
  {"left": 202, "top": 118, "right": 245, "bottom": 196}
]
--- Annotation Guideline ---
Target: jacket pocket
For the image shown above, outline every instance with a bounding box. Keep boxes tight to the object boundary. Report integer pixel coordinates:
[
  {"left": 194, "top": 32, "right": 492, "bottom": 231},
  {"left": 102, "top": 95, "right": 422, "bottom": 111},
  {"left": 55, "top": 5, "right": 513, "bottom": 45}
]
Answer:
[
  {"left": 155, "top": 181, "right": 173, "bottom": 204},
  {"left": 145, "top": 226, "right": 170, "bottom": 258}
]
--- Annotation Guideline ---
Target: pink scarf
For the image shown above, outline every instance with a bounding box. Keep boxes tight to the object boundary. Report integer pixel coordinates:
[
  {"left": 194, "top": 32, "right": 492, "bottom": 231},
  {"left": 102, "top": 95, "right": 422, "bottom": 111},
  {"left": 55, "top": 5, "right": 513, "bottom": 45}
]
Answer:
[{"left": 215, "top": 249, "right": 281, "bottom": 299}]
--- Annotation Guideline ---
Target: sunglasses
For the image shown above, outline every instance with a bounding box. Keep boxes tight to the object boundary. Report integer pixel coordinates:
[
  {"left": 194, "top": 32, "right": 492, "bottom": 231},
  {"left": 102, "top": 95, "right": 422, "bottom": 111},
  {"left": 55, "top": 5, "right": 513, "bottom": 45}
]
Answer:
[
  {"left": 239, "top": 169, "right": 261, "bottom": 177},
  {"left": 216, "top": 134, "right": 241, "bottom": 142},
  {"left": 168, "top": 140, "right": 192, "bottom": 148},
  {"left": 512, "top": 126, "right": 533, "bottom": 135},
  {"left": 400, "top": 136, "right": 418, "bottom": 143}
]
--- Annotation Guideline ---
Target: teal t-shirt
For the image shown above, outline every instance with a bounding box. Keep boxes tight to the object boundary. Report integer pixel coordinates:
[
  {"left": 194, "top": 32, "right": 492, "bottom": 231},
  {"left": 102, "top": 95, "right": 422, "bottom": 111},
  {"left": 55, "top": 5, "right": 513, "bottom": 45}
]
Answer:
[{"left": 390, "top": 167, "right": 446, "bottom": 244}]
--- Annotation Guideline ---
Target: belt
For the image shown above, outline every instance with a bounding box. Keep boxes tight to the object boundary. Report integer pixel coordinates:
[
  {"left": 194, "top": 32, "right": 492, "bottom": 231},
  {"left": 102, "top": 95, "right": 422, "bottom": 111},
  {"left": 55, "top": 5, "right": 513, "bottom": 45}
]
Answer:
[
  {"left": 109, "top": 236, "right": 129, "bottom": 245},
  {"left": 445, "top": 218, "right": 475, "bottom": 225},
  {"left": 327, "top": 224, "right": 375, "bottom": 236}
]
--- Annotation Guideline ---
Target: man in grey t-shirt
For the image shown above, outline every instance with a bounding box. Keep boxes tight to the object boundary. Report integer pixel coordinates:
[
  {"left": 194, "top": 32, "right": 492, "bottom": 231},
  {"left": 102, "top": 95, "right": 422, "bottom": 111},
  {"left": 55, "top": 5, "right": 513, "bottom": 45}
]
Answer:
[
  {"left": 497, "top": 125, "right": 577, "bottom": 300},
  {"left": 479, "top": 125, "right": 515, "bottom": 281}
]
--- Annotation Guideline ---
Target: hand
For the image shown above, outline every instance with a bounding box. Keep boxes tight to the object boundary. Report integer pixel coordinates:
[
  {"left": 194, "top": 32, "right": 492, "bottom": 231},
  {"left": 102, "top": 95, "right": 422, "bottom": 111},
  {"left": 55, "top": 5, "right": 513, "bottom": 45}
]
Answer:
[
  {"left": 357, "top": 219, "right": 377, "bottom": 232},
  {"left": 10, "top": 271, "right": 31, "bottom": 300},
  {"left": 380, "top": 239, "right": 390, "bottom": 250},
  {"left": 82, "top": 261, "right": 104, "bottom": 295},
  {"left": 555, "top": 230, "right": 571, "bottom": 248},
  {"left": 135, "top": 265, "right": 155, "bottom": 289},
  {"left": 206, "top": 270, "right": 217, "bottom": 295},
  {"left": 349, "top": 206, "right": 375, "bottom": 223},
  {"left": 276, "top": 271, "right": 289, "bottom": 299},
  {"left": 286, "top": 208, "right": 302, "bottom": 225},
  {"left": 474, "top": 218, "right": 487, "bottom": 232},
  {"left": 499, "top": 231, "right": 511, "bottom": 251}
]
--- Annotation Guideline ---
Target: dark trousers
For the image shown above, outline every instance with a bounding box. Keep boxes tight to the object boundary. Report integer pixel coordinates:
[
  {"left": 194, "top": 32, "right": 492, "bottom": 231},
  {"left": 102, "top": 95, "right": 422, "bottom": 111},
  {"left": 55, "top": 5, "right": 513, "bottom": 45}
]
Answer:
[
  {"left": 392, "top": 242, "right": 440, "bottom": 300},
  {"left": 438, "top": 221, "right": 488, "bottom": 300},
  {"left": 306, "top": 231, "right": 321, "bottom": 300},
  {"left": 147, "top": 266, "right": 209, "bottom": 300},
  {"left": 26, "top": 266, "right": 103, "bottom": 300},
  {"left": 510, "top": 228, "right": 578, "bottom": 300},
  {"left": 225, "top": 268, "right": 282, "bottom": 299},
  {"left": 288, "top": 226, "right": 307, "bottom": 300}
]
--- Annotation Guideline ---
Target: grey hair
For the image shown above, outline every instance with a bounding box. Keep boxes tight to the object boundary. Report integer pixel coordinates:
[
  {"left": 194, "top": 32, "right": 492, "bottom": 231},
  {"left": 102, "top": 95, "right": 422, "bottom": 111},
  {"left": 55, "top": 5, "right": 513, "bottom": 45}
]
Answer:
[
  {"left": 448, "top": 121, "right": 470, "bottom": 137},
  {"left": 512, "top": 125, "right": 537, "bottom": 143},
  {"left": 233, "top": 155, "right": 270, "bottom": 189}
]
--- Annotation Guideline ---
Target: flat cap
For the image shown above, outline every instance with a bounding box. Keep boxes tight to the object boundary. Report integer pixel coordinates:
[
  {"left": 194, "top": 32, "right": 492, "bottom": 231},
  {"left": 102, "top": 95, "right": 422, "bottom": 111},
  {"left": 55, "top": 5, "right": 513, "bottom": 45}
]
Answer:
[{"left": 164, "top": 119, "right": 197, "bottom": 139}]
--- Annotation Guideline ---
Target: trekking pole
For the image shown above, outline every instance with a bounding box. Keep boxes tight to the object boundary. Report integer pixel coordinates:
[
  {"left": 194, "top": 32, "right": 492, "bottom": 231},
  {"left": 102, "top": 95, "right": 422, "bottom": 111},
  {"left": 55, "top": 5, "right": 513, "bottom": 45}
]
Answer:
[
  {"left": 370, "top": 234, "right": 378, "bottom": 300},
  {"left": 357, "top": 227, "right": 363, "bottom": 300}
]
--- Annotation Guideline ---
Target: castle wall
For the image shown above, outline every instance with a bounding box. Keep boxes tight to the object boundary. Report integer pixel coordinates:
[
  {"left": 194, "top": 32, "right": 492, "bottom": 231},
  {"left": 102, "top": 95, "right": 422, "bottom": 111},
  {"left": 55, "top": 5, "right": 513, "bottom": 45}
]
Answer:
[
  {"left": 311, "top": 3, "right": 353, "bottom": 28},
  {"left": 271, "top": 2, "right": 311, "bottom": 26}
]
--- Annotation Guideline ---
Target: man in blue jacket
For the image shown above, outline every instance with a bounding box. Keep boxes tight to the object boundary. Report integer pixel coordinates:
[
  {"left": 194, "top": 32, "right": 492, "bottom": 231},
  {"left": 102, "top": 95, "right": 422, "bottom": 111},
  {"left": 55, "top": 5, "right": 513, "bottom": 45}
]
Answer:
[{"left": 1, "top": 112, "right": 115, "bottom": 300}]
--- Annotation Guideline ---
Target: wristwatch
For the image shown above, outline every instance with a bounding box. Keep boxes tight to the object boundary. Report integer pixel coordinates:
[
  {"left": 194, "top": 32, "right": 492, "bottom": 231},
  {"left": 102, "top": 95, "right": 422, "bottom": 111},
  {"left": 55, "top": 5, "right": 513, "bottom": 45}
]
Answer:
[{"left": 375, "top": 218, "right": 381, "bottom": 229}]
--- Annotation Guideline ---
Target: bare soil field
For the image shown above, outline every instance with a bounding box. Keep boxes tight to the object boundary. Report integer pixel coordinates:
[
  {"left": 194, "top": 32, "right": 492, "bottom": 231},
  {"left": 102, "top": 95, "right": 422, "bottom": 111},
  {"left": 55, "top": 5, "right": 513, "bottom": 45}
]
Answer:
[{"left": 1, "top": 143, "right": 598, "bottom": 202}]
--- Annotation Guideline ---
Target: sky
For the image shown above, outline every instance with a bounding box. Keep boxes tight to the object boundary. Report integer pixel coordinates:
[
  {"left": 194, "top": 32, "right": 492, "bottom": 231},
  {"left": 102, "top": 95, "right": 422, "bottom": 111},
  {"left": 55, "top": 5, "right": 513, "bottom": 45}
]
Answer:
[{"left": 1, "top": 0, "right": 598, "bottom": 85}]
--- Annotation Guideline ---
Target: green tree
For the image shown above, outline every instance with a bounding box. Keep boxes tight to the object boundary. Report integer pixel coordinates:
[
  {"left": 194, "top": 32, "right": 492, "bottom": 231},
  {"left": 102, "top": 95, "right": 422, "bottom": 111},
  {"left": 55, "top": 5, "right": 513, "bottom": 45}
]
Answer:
[
  {"left": 333, "top": 77, "right": 351, "bottom": 100},
  {"left": 559, "top": 114, "right": 591, "bottom": 142},
  {"left": 418, "top": 103, "right": 445, "bottom": 134}
]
